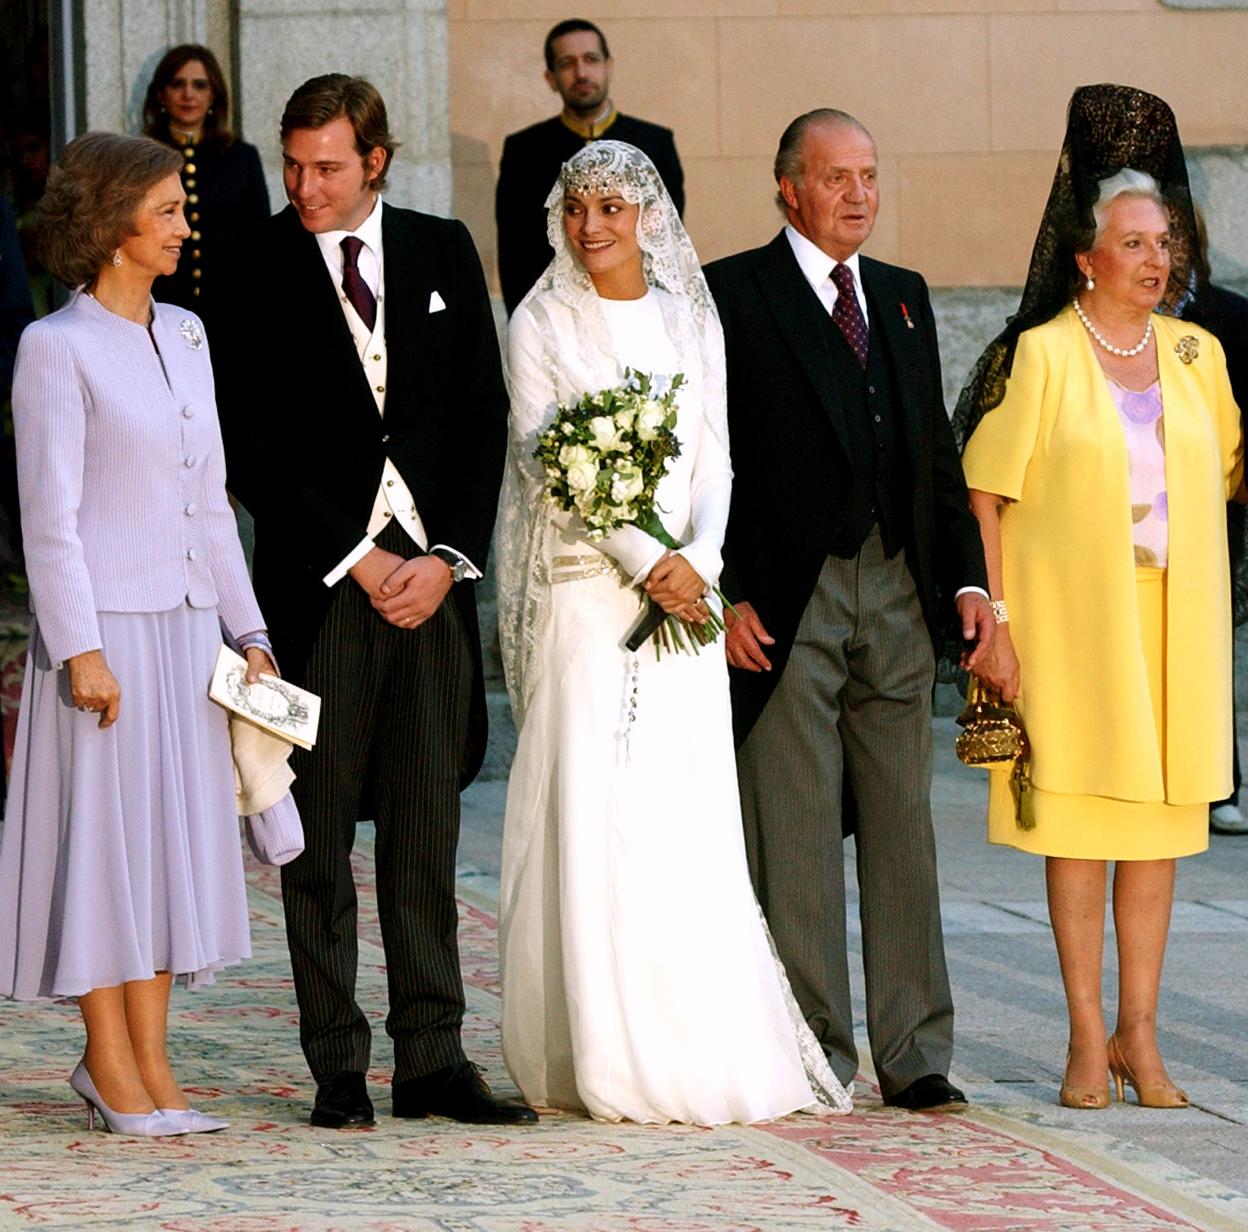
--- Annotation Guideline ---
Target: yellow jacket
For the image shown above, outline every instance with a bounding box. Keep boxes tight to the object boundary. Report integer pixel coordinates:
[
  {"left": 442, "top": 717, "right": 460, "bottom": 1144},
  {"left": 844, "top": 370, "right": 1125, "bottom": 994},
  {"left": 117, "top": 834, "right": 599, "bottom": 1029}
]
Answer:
[{"left": 963, "top": 307, "right": 1242, "bottom": 803}]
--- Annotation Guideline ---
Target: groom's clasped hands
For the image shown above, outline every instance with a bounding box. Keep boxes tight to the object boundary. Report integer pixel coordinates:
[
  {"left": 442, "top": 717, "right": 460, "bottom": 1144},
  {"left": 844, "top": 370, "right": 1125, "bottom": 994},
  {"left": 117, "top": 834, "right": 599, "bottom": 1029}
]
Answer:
[{"left": 349, "top": 544, "right": 454, "bottom": 629}]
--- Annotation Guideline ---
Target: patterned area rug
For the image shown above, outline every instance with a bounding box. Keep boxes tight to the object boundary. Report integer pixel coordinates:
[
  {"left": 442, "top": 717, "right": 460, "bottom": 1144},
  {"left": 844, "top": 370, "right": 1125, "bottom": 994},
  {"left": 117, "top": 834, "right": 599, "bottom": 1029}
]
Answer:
[{"left": 0, "top": 840, "right": 1244, "bottom": 1231}]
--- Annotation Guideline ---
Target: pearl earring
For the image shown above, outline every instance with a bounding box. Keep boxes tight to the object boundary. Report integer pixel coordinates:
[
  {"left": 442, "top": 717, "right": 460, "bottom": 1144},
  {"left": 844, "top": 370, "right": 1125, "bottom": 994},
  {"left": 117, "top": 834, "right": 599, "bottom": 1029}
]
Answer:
[
  {"left": 1085, "top": 275, "right": 1094, "bottom": 291},
  {"left": 111, "top": 250, "right": 122, "bottom": 267}
]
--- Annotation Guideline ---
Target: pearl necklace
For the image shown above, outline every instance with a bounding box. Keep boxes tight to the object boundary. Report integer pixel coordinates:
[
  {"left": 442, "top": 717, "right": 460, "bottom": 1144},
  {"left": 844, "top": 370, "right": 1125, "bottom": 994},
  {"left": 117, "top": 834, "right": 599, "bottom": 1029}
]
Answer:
[{"left": 1072, "top": 298, "right": 1153, "bottom": 357}]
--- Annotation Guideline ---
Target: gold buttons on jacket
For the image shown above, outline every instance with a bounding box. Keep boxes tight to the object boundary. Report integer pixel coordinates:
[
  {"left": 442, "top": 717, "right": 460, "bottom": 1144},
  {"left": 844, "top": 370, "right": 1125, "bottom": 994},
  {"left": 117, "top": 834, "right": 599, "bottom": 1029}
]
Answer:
[
  {"left": 185, "top": 163, "right": 197, "bottom": 174},
  {"left": 187, "top": 194, "right": 199, "bottom": 204},
  {"left": 190, "top": 213, "right": 199, "bottom": 223},
  {"left": 192, "top": 269, "right": 202, "bottom": 280},
  {"left": 185, "top": 179, "right": 197, "bottom": 190},
  {"left": 191, "top": 231, "right": 201, "bottom": 241},
  {"left": 192, "top": 249, "right": 201, "bottom": 259}
]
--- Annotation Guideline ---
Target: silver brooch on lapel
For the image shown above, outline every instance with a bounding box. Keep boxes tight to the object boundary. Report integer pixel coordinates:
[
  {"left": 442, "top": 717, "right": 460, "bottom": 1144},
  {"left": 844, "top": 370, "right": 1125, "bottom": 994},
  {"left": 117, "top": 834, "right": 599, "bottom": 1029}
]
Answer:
[
  {"left": 1174, "top": 336, "right": 1199, "bottom": 365},
  {"left": 179, "top": 318, "right": 204, "bottom": 351}
]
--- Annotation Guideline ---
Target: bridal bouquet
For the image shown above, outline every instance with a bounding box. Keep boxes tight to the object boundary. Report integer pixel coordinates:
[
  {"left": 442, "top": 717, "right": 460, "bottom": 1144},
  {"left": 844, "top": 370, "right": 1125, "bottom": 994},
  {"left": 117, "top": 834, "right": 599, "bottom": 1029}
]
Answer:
[{"left": 533, "top": 369, "right": 733, "bottom": 655}]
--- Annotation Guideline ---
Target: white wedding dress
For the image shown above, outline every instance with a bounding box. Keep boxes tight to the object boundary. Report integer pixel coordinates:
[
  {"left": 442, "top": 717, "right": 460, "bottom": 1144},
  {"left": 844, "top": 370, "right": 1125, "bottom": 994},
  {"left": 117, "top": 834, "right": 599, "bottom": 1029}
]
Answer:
[{"left": 498, "top": 285, "right": 851, "bottom": 1125}]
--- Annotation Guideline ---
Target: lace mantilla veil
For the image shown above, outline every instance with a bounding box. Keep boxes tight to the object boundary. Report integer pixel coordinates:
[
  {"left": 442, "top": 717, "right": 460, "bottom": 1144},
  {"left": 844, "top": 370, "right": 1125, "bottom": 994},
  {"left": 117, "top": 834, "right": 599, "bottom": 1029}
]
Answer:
[
  {"left": 495, "top": 140, "right": 730, "bottom": 726},
  {"left": 952, "top": 83, "right": 1208, "bottom": 448}
]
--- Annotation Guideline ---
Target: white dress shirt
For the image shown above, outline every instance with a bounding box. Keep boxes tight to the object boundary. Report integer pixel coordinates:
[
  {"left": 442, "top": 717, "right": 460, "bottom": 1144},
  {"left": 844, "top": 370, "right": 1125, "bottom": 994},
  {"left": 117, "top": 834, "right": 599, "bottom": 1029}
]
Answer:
[
  {"left": 783, "top": 225, "right": 988, "bottom": 607},
  {"left": 316, "top": 195, "right": 480, "bottom": 587},
  {"left": 784, "top": 224, "right": 869, "bottom": 323}
]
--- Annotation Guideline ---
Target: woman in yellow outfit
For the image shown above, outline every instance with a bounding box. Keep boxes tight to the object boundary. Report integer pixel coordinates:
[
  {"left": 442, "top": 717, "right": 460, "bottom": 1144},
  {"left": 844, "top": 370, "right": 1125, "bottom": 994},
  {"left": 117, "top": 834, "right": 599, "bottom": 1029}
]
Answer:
[{"left": 957, "top": 86, "right": 1243, "bottom": 1113}]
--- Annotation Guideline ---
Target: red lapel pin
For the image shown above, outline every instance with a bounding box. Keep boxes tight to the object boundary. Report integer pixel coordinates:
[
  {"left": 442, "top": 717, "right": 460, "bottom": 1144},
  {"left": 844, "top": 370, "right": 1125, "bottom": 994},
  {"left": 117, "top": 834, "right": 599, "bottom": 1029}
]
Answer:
[{"left": 900, "top": 302, "right": 915, "bottom": 330}]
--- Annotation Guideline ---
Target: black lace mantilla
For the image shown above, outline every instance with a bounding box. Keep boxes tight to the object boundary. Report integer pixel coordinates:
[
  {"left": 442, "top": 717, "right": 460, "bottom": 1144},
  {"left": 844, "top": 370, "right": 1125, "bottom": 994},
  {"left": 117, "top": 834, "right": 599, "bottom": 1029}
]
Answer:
[{"left": 952, "top": 84, "right": 1207, "bottom": 448}]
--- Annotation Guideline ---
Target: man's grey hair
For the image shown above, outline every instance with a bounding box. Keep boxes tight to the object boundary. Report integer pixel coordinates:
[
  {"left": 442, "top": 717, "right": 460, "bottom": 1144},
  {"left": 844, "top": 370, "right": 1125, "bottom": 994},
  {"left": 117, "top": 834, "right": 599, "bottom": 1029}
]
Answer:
[
  {"left": 1091, "top": 168, "right": 1164, "bottom": 245},
  {"left": 773, "top": 108, "right": 874, "bottom": 213}
]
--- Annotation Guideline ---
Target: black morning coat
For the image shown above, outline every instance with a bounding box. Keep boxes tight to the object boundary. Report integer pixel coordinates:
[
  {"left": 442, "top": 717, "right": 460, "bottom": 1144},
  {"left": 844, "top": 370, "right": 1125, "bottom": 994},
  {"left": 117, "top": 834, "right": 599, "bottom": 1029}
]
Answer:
[
  {"left": 210, "top": 203, "right": 509, "bottom": 784},
  {"left": 704, "top": 232, "right": 988, "bottom": 746}
]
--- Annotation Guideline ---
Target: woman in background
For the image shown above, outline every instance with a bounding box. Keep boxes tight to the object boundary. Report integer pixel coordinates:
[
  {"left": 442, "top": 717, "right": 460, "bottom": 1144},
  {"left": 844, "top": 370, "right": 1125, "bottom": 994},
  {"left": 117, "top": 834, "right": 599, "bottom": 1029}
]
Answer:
[{"left": 142, "top": 44, "right": 270, "bottom": 314}]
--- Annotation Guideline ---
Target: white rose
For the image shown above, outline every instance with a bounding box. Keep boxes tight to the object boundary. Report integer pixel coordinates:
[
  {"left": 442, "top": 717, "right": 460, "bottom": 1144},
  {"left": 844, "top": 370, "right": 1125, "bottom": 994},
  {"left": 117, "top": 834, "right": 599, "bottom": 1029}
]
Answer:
[
  {"left": 636, "top": 400, "right": 667, "bottom": 440},
  {"left": 610, "top": 466, "right": 645, "bottom": 504},
  {"left": 559, "top": 443, "right": 595, "bottom": 468},
  {"left": 588, "top": 416, "right": 623, "bottom": 451},
  {"left": 614, "top": 407, "right": 636, "bottom": 430},
  {"left": 566, "top": 459, "right": 600, "bottom": 493},
  {"left": 560, "top": 421, "right": 575, "bottom": 435}
]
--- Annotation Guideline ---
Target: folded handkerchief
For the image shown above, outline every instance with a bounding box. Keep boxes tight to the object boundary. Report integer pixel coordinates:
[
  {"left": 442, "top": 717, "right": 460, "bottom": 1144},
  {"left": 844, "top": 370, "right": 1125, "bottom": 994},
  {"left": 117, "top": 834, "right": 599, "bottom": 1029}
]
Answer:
[{"left": 429, "top": 290, "right": 446, "bottom": 313}]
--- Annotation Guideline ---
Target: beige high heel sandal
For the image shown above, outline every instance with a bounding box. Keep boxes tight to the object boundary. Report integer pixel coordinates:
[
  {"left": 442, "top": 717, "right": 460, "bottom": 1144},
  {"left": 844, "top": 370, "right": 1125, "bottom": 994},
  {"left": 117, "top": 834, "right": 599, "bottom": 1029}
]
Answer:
[{"left": 1106, "top": 1034, "right": 1188, "bottom": 1109}]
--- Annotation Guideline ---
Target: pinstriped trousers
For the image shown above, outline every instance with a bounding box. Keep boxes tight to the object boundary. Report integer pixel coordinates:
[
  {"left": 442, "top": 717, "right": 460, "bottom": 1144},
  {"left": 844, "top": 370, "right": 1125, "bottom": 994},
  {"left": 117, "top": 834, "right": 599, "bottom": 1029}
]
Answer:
[
  {"left": 281, "top": 521, "right": 473, "bottom": 1085},
  {"left": 737, "top": 528, "right": 954, "bottom": 1096}
]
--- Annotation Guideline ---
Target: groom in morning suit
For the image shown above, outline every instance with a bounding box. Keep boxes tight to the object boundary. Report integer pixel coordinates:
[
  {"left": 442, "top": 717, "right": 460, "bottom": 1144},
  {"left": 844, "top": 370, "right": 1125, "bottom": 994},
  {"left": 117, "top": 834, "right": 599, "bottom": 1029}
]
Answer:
[
  {"left": 704, "top": 110, "right": 993, "bottom": 1111},
  {"left": 212, "top": 75, "right": 534, "bottom": 1129}
]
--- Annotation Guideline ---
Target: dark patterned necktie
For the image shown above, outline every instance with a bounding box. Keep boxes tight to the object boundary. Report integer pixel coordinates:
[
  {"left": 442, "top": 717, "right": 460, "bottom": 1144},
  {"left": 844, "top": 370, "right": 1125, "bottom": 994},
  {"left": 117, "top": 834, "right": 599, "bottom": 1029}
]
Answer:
[
  {"left": 340, "top": 236, "right": 377, "bottom": 333},
  {"left": 830, "top": 262, "right": 868, "bottom": 368}
]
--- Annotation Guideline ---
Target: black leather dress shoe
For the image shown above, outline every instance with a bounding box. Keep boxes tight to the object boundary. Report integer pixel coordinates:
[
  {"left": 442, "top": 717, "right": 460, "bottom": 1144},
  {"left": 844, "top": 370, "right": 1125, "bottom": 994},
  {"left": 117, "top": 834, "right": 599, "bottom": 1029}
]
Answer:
[
  {"left": 883, "top": 1074, "right": 968, "bottom": 1112},
  {"left": 392, "top": 1062, "right": 538, "bottom": 1124},
  {"left": 310, "top": 1071, "right": 375, "bottom": 1128}
]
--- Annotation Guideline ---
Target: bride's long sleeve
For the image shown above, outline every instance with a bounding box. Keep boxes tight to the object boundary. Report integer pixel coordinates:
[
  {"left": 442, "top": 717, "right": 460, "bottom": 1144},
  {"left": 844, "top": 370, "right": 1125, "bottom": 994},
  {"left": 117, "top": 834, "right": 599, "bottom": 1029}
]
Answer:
[
  {"left": 675, "top": 395, "right": 732, "bottom": 589},
  {"left": 508, "top": 305, "right": 667, "bottom": 583}
]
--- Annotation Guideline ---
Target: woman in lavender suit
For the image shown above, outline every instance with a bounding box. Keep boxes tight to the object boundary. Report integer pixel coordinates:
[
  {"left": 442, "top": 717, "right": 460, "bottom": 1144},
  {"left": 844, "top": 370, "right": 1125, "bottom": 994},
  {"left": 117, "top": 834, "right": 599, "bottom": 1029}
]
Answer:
[{"left": 0, "top": 133, "right": 276, "bottom": 1136}]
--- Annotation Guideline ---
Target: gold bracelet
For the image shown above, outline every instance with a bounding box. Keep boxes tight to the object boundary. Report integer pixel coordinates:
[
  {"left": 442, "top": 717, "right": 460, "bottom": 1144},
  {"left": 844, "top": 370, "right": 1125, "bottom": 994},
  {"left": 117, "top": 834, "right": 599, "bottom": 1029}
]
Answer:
[{"left": 990, "top": 599, "right": 1009, "bottom": 624}]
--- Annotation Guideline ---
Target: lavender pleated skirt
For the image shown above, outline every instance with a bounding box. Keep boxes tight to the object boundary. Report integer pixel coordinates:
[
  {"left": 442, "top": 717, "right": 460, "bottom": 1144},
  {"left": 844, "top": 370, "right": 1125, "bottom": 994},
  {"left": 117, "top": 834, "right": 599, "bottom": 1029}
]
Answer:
[{"left": 0, "top": 603, "right": 251, "bottom": 1000}]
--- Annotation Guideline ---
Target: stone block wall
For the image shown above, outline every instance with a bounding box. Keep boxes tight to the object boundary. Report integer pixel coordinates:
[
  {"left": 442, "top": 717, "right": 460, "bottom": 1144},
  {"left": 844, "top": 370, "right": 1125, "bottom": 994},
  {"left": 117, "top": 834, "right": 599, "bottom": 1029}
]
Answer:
[{"left": 449, "top": 2, "right": 1248, "bottom": 294}]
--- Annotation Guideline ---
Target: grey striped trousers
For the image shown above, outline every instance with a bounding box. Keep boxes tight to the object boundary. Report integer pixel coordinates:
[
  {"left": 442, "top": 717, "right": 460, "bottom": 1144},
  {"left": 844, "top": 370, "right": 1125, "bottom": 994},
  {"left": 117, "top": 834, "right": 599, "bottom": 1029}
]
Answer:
[{"left": 737, "top": 528, "right": 955, "bottom": 1096}]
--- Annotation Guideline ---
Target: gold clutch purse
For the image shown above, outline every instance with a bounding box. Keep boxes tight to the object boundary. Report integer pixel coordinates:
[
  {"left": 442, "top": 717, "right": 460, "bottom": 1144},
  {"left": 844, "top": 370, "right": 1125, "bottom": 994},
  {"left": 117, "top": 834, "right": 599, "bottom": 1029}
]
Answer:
[
  {"left": 955, "top": 681, "right": 1034, "bottom": 829},
  {"left": 955, "top": 681, "right": 1026, "bottom": 768}
]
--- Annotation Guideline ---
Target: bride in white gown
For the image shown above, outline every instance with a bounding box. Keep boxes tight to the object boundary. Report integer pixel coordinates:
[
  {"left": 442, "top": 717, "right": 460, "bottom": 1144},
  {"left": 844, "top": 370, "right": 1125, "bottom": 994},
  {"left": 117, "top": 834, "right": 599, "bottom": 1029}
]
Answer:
[{"left": 496, "top": 141, "right": 851, "bottom": 1125}]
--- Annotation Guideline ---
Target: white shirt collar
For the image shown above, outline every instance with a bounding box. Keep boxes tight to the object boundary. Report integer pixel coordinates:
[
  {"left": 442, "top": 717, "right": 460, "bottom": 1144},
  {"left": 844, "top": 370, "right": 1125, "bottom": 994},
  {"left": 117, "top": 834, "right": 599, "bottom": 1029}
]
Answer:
[
  {"left": 314, "top": 193, "right": 384, "bottom": 268},
  {"left": 784, "top": 224, "right": 861, "bottom": 296}
]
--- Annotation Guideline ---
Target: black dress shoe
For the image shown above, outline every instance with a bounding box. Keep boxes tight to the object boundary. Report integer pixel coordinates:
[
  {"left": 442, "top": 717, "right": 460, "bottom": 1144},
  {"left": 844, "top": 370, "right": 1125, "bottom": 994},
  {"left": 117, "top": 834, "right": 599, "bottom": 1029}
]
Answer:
[
  {"left": 392, "top": 1062, "right": 538, "bottom": 1124},
  {"left": 310, "top": 1071, "right": 375, "bottom": 1128},
  {"left": 883, "top": 1074, "right": 968, "bottom": 1112}
]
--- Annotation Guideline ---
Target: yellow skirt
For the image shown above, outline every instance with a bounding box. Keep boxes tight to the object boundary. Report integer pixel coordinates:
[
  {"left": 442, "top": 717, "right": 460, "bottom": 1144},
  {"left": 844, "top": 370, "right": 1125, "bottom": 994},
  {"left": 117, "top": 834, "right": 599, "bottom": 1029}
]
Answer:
[{"left": 988, "top": 567, "right": 1208, "bottom": 861}]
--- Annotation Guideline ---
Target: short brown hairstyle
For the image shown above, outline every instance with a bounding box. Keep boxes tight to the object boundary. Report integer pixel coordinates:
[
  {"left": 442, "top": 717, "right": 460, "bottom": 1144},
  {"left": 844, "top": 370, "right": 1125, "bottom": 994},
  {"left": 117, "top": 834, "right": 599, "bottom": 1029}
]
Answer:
[
  {"left": 280, "top": 74, "right": 399, "bottom": 193},
  {"left": 38, "top": 132, "right": 183, "bottom": 287},
  {"left": 142, "top": 44, "right": 234, "bottom": 149}
]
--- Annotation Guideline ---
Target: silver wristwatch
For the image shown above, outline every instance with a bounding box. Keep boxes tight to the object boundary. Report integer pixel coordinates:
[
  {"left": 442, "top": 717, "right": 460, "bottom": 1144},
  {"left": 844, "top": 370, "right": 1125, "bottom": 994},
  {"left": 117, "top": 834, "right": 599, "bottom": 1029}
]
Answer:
[{"left": 430, "top": 547, "right": 470, "bottom": 583}]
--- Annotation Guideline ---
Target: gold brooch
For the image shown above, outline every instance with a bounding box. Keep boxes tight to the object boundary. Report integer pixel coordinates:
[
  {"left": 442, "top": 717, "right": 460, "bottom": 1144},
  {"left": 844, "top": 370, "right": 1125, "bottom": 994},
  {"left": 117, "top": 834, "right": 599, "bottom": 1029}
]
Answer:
[{"left": 1174, "top": 335, "right": 1199, "bottom": 365}]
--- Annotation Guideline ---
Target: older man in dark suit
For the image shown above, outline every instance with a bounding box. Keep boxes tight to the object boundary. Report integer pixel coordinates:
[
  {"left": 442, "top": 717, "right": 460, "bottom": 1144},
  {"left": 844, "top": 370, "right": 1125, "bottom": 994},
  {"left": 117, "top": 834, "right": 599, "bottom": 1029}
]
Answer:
[
  {"left": 212, "top": 74, "right": 534, "bottom": 1129},
  {"left": 704, "top": 109, "right": 993, "bottom": 1112}
]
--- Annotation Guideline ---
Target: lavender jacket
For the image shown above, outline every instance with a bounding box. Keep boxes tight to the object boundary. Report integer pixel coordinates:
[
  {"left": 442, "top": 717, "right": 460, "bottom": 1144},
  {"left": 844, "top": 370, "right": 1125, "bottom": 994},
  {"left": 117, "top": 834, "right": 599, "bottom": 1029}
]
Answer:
[{"left": 12, "top": 290, "right": 263, "bottom": 665}]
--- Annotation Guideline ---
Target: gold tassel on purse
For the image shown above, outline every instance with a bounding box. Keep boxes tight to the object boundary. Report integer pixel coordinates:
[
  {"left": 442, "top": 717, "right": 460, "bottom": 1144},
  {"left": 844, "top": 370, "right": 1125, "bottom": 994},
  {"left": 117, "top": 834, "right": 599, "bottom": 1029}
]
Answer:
[{"left": 956, "top": 681, "right": 1035, "bottom": 830}]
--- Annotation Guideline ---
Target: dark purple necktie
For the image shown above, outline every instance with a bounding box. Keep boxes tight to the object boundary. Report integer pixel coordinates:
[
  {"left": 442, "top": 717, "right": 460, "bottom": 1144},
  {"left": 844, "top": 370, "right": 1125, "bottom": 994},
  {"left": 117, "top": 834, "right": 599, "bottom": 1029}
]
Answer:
[
  {"left": 340, "top": 235, "right": 377, "bottom": 333},
  {"left": 830, "top": 262, "right": 868, "bottom": 368}
]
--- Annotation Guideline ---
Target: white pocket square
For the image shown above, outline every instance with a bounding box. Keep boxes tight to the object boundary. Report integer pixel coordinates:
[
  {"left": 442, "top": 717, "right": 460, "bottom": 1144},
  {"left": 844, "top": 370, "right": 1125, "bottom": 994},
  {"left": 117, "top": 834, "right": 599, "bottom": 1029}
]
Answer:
[{"left": 429, "top": 290, "right": 446, "bottom": 313}]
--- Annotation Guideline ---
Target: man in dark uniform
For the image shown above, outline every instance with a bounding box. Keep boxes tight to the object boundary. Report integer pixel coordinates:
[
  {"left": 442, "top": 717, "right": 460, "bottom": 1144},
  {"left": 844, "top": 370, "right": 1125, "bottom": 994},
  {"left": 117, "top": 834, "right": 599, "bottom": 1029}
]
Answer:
[{"left": 495, "top": 18, "right": 684, "bottom": 315}]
